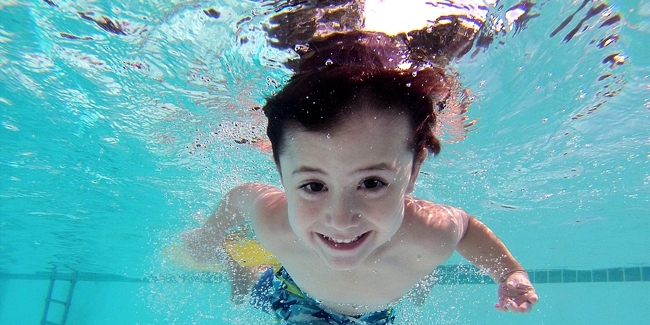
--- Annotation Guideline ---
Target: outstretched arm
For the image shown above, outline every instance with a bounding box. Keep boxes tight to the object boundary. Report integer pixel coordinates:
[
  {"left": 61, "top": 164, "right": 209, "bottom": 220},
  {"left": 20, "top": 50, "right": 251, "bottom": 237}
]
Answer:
[
  {"left": 182, "top": 183, "right": 262, "bottom": 262},
  {"left": 456, "top": 215, "right": 539, "bottom": 313},
  {"left": 181, "top": 183, "right": 278, "bottom": 302}
]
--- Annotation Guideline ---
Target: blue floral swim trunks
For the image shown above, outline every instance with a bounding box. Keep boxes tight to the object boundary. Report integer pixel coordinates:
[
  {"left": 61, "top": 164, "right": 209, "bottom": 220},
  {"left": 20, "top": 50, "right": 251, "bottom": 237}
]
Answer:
[{"left": 250, "top": 267, "right": 395, "bottom": 325}]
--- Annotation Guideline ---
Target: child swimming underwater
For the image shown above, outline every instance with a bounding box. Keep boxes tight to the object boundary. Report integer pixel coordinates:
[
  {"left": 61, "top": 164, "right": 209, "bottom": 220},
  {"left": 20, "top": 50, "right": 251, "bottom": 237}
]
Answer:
[{"left": 181, "top": 36, "right": 538, "bottom": 323}]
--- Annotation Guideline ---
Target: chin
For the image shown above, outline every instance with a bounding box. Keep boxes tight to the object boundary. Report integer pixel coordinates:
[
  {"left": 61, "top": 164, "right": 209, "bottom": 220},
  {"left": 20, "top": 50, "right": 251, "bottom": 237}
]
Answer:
[{"left": 322, "top": 255, "right": 366, "bottom": 271}]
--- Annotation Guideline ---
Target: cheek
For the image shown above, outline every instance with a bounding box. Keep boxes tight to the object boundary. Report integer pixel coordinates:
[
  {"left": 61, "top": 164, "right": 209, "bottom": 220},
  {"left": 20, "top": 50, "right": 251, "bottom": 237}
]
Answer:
[
  {"left": 378, "top": 196, "right": 405, "bottom": 225},
  {"left": 379, "top": 197, "right": 404, "bottom": 216},
  {"left": 369, "top": 187, "right": 407, "bottom": 217},
  {"left": 288, "top": 198, "right": 321, "bottom": 227},
  {"left": 383, "top": 181, "right": 410, "bottom": 203}
]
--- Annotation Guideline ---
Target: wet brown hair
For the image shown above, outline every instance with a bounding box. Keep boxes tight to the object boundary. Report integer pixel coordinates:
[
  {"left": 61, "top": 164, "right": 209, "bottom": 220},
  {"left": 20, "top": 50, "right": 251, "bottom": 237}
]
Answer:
[
  {"left": 262, "top": 30, "right": 464, "bottom": 166},
  {"left": 264, "top": 65, "right": 455, "bottom": 166}
]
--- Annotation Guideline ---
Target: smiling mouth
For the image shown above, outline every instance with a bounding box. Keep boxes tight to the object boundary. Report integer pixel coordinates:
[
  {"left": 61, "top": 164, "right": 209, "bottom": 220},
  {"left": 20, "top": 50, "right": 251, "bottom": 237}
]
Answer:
[{"left": 318, "top": 231, "right": 370, "bottom": 250}]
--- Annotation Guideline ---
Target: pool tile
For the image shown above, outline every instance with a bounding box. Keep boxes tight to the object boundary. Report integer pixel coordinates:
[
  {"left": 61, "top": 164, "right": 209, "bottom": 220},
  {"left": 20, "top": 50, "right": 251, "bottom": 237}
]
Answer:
[
  {"left": 462, "top": 268, "right": 490, "bottom": 285},
  {"left": 456, "top": 273, "right": 468, "bottom": 284},
  {"left": 592, "top": 269, "right": 607, "bottom": 282},
  {"left": 641, "top": 267, "right": 650, "bottom": 281},
  {"left": 607, "top": 268, "right": 624, "bottom": 282},
  {"left": 426, "top": 265, "right": 650, "bottom": 285},
  {"left": 623, "top": 267, "right": 641, "bottom": 282},
  {"left": 534, "top": 270, "right": 548, "bottom": 283},
  {"left": 548, "top": 270, "right": 562, "bottom": 283},
  {"left": 478, "top": 274, "right": 493, "bottom": 284},
  {"left": 562, "top": 269, "right": 577, "bottom": 283},
  {"left": 439, "top": 278, "right": 454, "bottom": 285},
  {"left": 435, "top": 266, "right": 452, "bottom": 284},
  {"left": 577, "top": 270, "right": 592, "bottom": 282}
]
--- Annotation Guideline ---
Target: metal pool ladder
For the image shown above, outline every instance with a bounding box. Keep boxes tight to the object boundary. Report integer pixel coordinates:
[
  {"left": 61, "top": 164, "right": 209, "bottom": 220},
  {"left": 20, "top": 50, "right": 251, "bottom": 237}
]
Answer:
[{"left": 40, "top": 266, "right": 78, "bottom": 325}]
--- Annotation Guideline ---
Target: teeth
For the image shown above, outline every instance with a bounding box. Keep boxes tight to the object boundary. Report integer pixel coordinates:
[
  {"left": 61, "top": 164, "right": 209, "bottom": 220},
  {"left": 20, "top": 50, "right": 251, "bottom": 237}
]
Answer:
[{"left": 324, "top": 235, "right": 361, "bottom": 244}]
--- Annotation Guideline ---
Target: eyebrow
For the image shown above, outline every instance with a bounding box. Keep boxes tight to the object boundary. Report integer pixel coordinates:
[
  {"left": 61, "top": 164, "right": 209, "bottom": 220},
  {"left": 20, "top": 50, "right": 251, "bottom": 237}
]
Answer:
[
  {"left": 291, "top": 163, "right": 397, "bottom": 176},
  {"left": 292, "top": 166, "right": 326, "bottom": 176}
]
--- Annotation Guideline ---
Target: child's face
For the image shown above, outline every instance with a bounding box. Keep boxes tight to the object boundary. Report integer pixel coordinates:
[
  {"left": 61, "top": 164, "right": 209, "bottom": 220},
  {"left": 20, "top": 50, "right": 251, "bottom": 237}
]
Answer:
[{"left": 278, "top": 109, "right": 422, "bottom": 271}]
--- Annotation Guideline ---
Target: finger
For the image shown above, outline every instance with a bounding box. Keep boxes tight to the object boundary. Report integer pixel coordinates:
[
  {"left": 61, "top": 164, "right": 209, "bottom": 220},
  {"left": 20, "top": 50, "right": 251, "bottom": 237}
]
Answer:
[
  {"left": 495, "top": 299, "right": 517, "bottom": 312},
  {"left": 505, "top": 299, "right": 520, "bottom": 312},
  {"left": 507, "top": 281, "right": 534, "bottom": 294},
  {"left": 516, "top": 301, "right": 532, "bottom": 313},
  {"left": 494, "top": 301, "right": 508, "bottom": 312},
  {"left": 494, "top": 296, "right": 512, "bottom": 311},
  {"left": 506, "top": 295, "right": 537, "bottom": 313}
]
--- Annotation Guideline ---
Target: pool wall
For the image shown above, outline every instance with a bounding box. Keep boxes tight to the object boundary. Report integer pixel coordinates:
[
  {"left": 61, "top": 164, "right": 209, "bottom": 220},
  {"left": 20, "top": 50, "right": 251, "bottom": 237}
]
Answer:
[{"left": 1, "top": 266, "right": 647, "bottom": 324}]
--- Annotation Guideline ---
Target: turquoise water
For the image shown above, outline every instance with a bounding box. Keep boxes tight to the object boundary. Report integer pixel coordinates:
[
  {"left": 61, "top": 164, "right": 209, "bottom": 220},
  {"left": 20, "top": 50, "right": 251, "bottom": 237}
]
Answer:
[{"left": 1, "top": 0, "right": 648, "bottom": 324}]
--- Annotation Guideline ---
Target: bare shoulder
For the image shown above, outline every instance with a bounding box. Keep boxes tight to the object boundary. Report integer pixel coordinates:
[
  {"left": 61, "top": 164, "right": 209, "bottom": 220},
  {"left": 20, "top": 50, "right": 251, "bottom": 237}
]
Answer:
[
  {"left": 230, "top": 183, "right": 286, "bottom": 218},
  {"left": 403, "top": 197, "right": 470, "bottom": 245},
  {"left": 233, "top": 183, "right": 290, "bottom": 249}
]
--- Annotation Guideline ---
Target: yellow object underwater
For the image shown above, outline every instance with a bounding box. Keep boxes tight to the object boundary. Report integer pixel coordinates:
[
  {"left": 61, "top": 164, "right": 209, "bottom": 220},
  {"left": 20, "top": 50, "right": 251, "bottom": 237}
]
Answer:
[{"left": 164, "top": 231, "right": 281, "bottom": 272}]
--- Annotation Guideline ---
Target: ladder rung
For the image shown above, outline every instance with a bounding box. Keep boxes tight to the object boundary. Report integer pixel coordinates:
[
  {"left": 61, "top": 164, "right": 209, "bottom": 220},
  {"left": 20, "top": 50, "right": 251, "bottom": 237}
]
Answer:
[
  {"left": 41, "top": 321, "right": 59, "bottom": 325},
  {"left": 46, "top": 298, "right": 68, "bottom": 306},
  {"left": 41, "top": 267, "right": 77, "bottom": 325}
]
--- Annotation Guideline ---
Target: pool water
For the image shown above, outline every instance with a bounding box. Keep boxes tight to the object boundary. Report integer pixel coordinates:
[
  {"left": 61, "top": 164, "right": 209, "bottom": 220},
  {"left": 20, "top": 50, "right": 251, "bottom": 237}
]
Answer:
[{"left": 1, "top": 0, "right": 648, "bottom": 324}]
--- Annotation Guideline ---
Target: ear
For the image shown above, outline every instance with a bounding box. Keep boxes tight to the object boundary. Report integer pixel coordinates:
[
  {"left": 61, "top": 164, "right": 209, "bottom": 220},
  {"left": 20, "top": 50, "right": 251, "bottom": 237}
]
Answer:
[{"left": 406, "top": 149, "right": 427, "bottom": 194}]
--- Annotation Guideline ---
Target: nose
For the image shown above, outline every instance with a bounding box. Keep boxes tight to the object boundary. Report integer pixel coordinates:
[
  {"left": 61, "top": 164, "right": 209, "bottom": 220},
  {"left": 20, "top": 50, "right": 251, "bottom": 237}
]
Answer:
[{"left": 325, "top": 190, "right": 361, "bottom": 231}]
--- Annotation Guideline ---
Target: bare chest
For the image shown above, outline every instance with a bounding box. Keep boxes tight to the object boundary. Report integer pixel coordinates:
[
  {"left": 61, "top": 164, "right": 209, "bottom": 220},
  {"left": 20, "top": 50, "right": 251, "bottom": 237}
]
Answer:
[{"left": 277, "top": 243, "right": 442, "bottom": 315}]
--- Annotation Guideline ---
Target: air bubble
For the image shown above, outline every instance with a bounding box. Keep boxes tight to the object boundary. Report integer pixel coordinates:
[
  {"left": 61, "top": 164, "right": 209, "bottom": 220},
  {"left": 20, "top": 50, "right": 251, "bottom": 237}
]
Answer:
[
  {"left": 294, "top": 44, "right": 310, "bottom": 52},
  {"left": 325, "top": 59, "right": 333, "bottom": 65}
]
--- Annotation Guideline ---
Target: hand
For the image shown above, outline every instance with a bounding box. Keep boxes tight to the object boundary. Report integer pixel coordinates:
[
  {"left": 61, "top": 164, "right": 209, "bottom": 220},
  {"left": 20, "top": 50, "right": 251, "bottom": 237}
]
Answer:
[{"left": 495, "top": 270, "right": 538, "bottom": 313}]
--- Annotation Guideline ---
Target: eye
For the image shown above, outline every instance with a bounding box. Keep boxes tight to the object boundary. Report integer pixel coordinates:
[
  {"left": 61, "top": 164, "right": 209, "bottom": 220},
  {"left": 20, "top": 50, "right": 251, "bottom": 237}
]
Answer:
[
  {"left": 300, "top": 182, "right": 327, "bottom": 192},
  {"left": 360, "top": 178, "right": 387, "bottom": 190}
]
